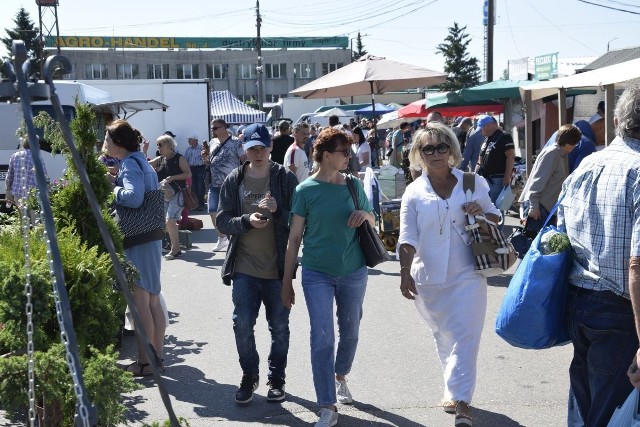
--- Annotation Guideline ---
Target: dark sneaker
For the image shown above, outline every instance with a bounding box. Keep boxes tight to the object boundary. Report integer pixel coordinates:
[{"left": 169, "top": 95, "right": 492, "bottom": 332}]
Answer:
[
  {"left": 455, "top": 401, "right": 473, "bottom": 427},
  {"left": 266, "top": 377, "right": 286, "bottom": 402},
  {"left": 235, "top": 374, "right": 259, "bottom": 404}
]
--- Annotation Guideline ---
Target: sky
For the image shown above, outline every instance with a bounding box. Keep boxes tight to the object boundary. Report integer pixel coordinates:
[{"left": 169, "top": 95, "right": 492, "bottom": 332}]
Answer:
[{"left": 2, "top": 0, "right": 639, "bottom": 78}]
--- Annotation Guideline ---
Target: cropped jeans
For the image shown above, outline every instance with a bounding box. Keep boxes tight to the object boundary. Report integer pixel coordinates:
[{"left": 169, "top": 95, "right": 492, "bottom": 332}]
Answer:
[
  {"left": 565, "top": 286, "right": 638, "bottom": 427},
  {"left": 232, "top": 272, "right": 290, "bottom": 380},
  {"left": 302, "top": 265, "right": 368, "bottom": 406}
]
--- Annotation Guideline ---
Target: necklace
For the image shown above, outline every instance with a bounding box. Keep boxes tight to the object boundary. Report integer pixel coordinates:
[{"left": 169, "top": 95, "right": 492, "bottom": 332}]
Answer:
[{"left": 437, "top": 198, "right": 450, "bottom": 235}]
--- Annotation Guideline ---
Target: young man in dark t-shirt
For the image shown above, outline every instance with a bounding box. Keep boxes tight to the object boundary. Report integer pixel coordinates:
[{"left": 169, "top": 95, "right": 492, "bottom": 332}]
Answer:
[
  {"left": 475, "top": 115, "right": 515, "bottom": 204},
  {"left": 270, "top": 121, "right": 294, "bottom": 165}
]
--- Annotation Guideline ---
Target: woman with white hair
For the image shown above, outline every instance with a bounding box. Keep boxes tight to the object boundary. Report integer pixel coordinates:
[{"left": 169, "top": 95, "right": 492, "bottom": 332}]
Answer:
[
  {"left": 149, "top": 134, "right": 192, "bottom": 260},
  {"left": 397, "top": 123, "right": 500, "bottom": 427}
]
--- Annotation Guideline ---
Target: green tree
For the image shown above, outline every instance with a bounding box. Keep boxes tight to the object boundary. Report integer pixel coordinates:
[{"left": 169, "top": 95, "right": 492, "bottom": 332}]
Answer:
[
  {"left": 352, "top": 31, "right": 367, "bottom": 61},
  {"left": 2, "top": 8, "right": 44, "bottom": 76},
  {"left": 435, "top": 22, "right": 481, "bottom": 91}
]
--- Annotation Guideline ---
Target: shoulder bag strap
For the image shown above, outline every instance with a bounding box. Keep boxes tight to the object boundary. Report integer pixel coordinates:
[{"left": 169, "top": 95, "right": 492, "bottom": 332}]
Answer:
[
  {"left": 344, "top": 174, "right": 361, "bottom": 210},
  {"left": 462, "top": 172, "right": 477, "bottom": 225},
  {"left": 210, "top": 136, "right": 230, "bottom": 160}
]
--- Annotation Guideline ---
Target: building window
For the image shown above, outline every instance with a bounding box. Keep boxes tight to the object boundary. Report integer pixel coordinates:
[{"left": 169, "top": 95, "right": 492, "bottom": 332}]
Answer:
[
  {"left": 322, "top": 62, "right": 343, "bottom": 75},
  {"left": 237, "top": 94, "right": 256, "bottom": 103},
  {"left": 265, "top": 94, "right": 281, "bottom": 103},
  {"left": 206, "top": 64, "right": 228, "bottom": 79},
  {"left": 84, "top": 64, "right": 108, "bottom": 79},
  {"left": 239, "top": 64, "right": 256, "bottom": 79},
  {"left": 116, "top": 64, "right": 139, "bottom": 79},
  {"left": 294, "top": 63, "right": 312, "bottom": 79},
  {"left": 147, "top": 64, "right": 169, "bottom": 79},
  {"left": 265, "top": 63, "right": 286, "bottom": 79},
  {"left": 177, "top": 64, "right": 199, "bottom": 79}
]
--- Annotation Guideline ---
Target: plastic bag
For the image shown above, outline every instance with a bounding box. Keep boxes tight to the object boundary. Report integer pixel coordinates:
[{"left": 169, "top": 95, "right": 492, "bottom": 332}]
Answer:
[
  {"left": 608, "top": 388, "right": 640, "bottom": 426},
  {"left": 495, "top": 185, "right": 515, "bottom": 212},
  {"left": 495, "top": 225, "right": 572, "bottom": 349}
]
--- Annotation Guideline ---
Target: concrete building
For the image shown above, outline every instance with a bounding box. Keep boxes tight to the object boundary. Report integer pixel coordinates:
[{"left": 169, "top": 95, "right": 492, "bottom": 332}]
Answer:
[{"left": 47, "top": 36, "right": 352, "bottom": 105}]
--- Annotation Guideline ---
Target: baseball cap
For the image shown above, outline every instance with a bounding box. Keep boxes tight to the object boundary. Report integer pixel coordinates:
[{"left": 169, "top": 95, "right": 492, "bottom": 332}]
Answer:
[
  {"left": 477, "top": 115, "right": 496, "bottom": 129},
  {"left": 164, "top": 131, "right": 176, "bottom": 138},
  {"left": 243, "top": 123, "right": 272, "bottom": 150},
  {"left": 188, "top": 134, "right": 198, "bottom": 140}
]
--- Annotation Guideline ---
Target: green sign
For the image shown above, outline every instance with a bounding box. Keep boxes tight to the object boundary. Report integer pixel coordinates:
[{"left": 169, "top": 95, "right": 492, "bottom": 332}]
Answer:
[
  {"left": 45, "top": 36, "right": 348, "bottom": 49},
  {"left": 534, "top": 52, "right": 558, "bottom": 80}
]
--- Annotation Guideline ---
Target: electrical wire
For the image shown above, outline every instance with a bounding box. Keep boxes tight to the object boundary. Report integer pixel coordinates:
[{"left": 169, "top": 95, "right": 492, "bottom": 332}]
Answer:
[
  {"left": 525, "top": 0, "right": 599, "bottom": 53},
  {"left": 577, "top": 0, "right": 640, "bottom": 14},
  {"left": 503, "top": 0, "right": 524, "bottom": 58}
]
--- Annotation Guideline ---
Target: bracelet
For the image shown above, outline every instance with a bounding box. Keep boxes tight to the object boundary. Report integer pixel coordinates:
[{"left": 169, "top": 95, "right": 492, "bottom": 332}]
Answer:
[{"left": 400, "top": 266, "right": 410, "bottom": 272}]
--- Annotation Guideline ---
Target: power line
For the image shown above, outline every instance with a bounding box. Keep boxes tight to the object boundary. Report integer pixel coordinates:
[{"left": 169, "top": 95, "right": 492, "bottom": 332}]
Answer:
[{"left": 576, "top": 0, "right": 640, "bottom": 14}]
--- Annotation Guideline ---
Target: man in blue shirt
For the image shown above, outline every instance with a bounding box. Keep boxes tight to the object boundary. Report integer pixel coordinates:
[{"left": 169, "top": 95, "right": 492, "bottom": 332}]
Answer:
[{"left": 558, "top": 85, "right": 640, "bottom": 427}]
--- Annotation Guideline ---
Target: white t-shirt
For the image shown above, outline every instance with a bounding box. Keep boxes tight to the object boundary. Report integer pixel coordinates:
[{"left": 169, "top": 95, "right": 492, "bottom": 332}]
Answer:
[
  {"left": 283, "top": 143, "right": 309, "bottom": 183},
  {"left": 354, "top": 142, "right": 371, "bottom": 170}
]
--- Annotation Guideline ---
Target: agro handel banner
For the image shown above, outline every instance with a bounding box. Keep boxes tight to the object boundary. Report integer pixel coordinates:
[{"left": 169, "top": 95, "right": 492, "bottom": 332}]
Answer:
[{"left": 45, "top": 36, "right": 348, "bottom": 49}]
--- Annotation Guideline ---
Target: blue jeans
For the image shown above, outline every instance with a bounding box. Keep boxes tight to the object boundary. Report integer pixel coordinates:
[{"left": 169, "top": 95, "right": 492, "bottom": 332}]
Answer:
[
  {"left": 232, "top": 272, "right": 290, "bottom": 380},
  {"left": 207, "top": 186, "right": 220, "bottom": 214},
  {"left": 302, "top": 266, "right": 368, "bottom": 406},
  {"left": 565, "top": 286, "right": 638, "bottom": 427},
  {"left": 485, "top": 175, "right": 505, "bottom": 204},
  {"left": 190, "top": 165, "right": 206, "bottom": 208}
]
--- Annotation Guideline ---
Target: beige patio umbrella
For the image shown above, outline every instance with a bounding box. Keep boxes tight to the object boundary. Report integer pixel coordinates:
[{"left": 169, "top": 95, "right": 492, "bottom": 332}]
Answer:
[
  {"left": 314, "top": 107, "right": 353, "bottom": 117},
  {"left": 291, "top": 55, "right": 446, "bottom": 162},
  {"left": 290, "top": 55, "right": 447, "bottom": 99}
]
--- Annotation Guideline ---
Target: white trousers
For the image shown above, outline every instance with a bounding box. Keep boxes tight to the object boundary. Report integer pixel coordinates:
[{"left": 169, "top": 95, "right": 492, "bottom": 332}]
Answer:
[{"left": 414, "top": 275, "right": 487, "bottom": 403}]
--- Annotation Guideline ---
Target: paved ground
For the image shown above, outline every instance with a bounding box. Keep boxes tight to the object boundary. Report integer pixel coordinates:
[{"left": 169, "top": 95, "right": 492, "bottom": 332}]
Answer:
[
  {"left": 115, "top": 210, "right": 572, "bottom": 427},
  {"left": 0, "top": 209, "right": 573, "bottom": 427}
]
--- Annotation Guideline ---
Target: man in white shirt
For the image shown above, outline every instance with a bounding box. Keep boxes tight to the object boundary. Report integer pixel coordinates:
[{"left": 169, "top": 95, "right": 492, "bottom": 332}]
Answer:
[{"left": 283, "top": 122, "right": 311, "bottom": 183}]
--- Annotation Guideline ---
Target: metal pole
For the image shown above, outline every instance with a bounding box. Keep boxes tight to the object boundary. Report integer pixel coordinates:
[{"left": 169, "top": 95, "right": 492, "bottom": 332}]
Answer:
[
  {"left": 557, "top": 88, "right": 566, "bottom": 126},
  {"left": 524, "top": 89, "right": 533, "bottom": 176},
  {"left": 487, "top": 0, "right": 494, "bottom": 82},
  {"left": 256, "top": 0, "right": 264, "bottom": 111}
]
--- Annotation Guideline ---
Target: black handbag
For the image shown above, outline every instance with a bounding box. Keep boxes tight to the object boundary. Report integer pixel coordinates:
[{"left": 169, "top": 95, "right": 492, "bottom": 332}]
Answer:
[
  {"left": 113, "top": 189, "right": 165, "bottom": 242},
  {"left": 345, "top": 175, "right": 391, "bottom": 268},
  {"left": 112, "top": 156, "right": 166, "bottom": 246}
]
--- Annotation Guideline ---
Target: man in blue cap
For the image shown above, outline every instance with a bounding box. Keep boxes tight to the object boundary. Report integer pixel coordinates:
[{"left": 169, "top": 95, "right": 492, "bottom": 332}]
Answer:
[
  {"left": 474, "top": 115, "right": 515, "bottom": 204},
  {"left": 216, "top": 123, "right": 299, "bottom": 406}
]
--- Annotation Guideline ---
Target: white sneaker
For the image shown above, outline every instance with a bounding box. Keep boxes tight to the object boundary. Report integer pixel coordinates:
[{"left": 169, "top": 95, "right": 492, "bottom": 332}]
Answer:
[
  {"left": 315, "top": 408, "right": 338, "bottom": 427},
  {"left": 212, "top": 236, "right": 229, "bottom": 252},
  {"left": 336, "top": 379, "right": 353, "bottom": 404}
]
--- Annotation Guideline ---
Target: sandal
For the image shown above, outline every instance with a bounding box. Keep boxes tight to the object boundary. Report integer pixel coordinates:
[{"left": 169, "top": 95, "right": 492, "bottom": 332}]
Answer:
[
  {"left": 442, "top": 400, "right": 457, "bottom": 414},
  {"left": 164, "top": 251, "right": 182, "bottom": 260},
  {"left": 126, "top": 360, "right": 153, "bottom": 377}
]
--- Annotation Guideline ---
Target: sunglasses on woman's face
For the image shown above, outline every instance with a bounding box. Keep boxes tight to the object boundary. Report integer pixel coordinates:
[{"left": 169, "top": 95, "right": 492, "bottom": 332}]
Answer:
[
  {"left": 421, "top": 143, "right": 449, "bottom": 156},
  {"left": 330, "top": 148, "right": 352, "bottom": 157}
]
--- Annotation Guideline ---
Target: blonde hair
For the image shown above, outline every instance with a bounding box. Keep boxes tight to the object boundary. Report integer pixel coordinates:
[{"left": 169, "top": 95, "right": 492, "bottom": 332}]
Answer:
[
  {"left": 408, "top": 123, "right": 462, "bottom": 170},
  {"left": 156, "top": 134, "right": 177, "bottom": 150}
]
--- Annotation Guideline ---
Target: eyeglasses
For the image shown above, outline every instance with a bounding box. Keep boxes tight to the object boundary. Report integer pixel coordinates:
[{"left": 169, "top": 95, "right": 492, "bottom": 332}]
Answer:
[
  {"left": 421, "top": 143, "right": 449, "bottom": 156},
  {"left": 330, "top": 148, "right": 352, "bottom": 157},
  {"left": 211, "top": 126, "right": 223, "bottom": 130}
]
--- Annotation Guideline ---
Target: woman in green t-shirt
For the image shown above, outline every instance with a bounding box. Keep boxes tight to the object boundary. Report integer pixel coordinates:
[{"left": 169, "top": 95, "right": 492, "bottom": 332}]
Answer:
[{"left": 282, "top": 127, "right": 374, "bottom": 427}]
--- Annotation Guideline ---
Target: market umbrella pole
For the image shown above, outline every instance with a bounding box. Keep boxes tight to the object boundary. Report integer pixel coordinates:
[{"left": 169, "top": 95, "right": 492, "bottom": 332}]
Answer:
[{"left": 369, "top": 81, "right": 381, "bottom": 167}]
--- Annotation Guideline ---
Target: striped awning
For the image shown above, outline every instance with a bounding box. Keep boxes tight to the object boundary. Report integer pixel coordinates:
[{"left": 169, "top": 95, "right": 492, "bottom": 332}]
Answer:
[{"left": 210, "top": 90, "right": 266, "bottom": 125}]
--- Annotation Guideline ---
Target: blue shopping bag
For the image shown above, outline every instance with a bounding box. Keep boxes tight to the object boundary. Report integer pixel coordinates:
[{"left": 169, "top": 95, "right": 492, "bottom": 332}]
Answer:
[{"left": 495, "top": 200, "right": 573, "bottom": 349}]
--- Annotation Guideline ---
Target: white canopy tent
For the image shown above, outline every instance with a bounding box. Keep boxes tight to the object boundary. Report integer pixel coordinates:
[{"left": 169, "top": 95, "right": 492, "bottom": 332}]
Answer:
[{"left": 519, "top": 58, "right": 640, "bottom": 174}]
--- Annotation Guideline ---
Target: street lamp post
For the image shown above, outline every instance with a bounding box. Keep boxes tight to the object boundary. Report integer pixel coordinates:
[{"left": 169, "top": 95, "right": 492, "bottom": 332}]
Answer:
[{"left": 607, "top": 37, "right": 618, "bottom": 52}]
